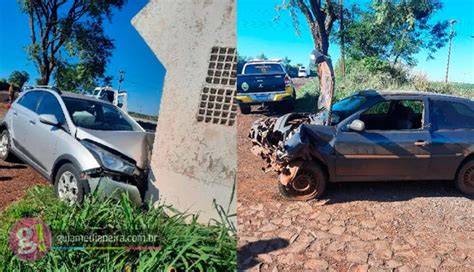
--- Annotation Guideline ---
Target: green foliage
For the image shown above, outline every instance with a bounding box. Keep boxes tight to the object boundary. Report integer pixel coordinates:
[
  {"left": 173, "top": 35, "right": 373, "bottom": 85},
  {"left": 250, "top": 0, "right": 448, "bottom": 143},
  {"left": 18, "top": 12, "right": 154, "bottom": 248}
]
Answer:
[
  {"left": 8, "top": 71, "right": 29, "bottom": 89},
  {"left": 0, "top": 186, "right": 236, "bottom": 271},
  {"left": 17, "top": 0, "right": 126, "bottom": 86},
  {"left": 128, "top": 112, "right": 158, "bottom": 121},
  {"left": 0, "top": 79, "right": 10, "bottom": 91},
  {"left": 344, "top": 0, "right": 449, "bottom": 65},
  {"left": 294, "top": 57, "right": 473, "bottom": 112}
]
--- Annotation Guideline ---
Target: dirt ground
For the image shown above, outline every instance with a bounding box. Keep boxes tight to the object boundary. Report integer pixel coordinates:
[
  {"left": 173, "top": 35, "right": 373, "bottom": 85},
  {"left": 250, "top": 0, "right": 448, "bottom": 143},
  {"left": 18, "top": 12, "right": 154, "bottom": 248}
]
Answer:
[
  {"left": 237, "top": 80, "right": 474, "bottom": 271},
  {"left": 0, "top": 91, "right": 48, "bottom": 211}
]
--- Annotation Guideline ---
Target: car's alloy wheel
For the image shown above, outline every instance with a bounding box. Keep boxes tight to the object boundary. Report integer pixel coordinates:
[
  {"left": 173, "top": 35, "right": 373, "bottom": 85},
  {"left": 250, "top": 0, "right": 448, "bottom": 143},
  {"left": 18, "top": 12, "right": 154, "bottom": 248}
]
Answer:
[
  {"left": 456, "top": 160, "right": 474, "bottom": 196},
  {"left": 57, "top": 171, "right": 79, "bottom": 204},
  {"left": 0, "top": 130, "right": 11, "bottom": 161},
  {"left": 278, "top": 160, "right": 327, "bottom": 201},
  {"left": 464, "top": 167, "right": 474, "bottom": 185},
  {"left": 54, "top": 163, "right": 88, "bottom": 205},
  {"left": 0, "top": 134, "right": 8, "bottom": 157}
]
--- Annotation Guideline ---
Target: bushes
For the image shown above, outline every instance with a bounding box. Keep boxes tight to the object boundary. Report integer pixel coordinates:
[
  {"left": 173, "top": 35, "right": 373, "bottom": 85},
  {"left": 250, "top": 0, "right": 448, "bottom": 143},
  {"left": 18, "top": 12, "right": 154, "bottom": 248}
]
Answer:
[
  {"left": 0, "top": 79, "right": 9, "bottom": 91},
  {"left": 295, "top": 57, "right": 473, "bottom": 113},
  {"left": 0, "top": 186, "right": 236, "bottom": 271}
]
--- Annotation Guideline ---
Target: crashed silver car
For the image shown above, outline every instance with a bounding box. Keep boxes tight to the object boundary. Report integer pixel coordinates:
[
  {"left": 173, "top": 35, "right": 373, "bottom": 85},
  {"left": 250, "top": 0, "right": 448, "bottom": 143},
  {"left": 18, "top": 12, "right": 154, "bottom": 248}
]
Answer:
[{"left": 0, "top": 87, "right": 154, "bottom": 204}]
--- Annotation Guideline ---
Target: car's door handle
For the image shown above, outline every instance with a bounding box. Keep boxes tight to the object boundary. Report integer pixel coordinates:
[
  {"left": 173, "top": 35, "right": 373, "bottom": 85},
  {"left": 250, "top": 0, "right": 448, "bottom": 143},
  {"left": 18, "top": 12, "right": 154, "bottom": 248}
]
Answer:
[
  {"left": 29, "top": 120, "right": 36, "bottom": 125},
  {"left": 12, "top": 111, "right": 17, "bottom": 116},
  {"left": 414, "top": 140, "right": 429, "bottom": 146}
]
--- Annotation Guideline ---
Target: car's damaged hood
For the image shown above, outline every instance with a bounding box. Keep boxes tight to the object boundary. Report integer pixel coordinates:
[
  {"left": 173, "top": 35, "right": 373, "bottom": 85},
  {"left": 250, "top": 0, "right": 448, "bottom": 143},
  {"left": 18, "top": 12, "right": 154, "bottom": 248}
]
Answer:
[{"left": 76, "top": 128, "right": 155, "bottom": 169}]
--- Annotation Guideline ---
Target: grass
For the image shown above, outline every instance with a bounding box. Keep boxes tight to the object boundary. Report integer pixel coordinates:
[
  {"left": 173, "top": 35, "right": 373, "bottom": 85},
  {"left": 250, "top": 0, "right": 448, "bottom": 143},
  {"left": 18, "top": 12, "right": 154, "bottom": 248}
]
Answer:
[
  {"left": 128, "top": 112, "right": 158, "bottom": 122},
  {"left": 0, "top": 186, "right": 236, "bottom": 271}
]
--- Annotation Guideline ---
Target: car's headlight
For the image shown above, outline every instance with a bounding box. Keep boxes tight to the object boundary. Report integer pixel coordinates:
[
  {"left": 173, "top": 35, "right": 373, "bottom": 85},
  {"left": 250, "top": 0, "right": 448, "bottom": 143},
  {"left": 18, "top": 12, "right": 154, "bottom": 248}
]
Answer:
[{"left": 82, "top": 141, "right": 135, "bottom": 176}]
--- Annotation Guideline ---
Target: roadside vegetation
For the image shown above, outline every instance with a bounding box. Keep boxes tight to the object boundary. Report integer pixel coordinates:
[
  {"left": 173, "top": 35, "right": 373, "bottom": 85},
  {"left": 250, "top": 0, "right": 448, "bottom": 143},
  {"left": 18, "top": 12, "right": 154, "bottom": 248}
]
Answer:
[
  {"left": 238, "top": 0, "right": 473, "bottom": 113},
  {"left": 295, "top": 58, "right": 474, "bottom": 112},
  {"left": 0, "top": 186, "right": 236, "bottom": 271}
]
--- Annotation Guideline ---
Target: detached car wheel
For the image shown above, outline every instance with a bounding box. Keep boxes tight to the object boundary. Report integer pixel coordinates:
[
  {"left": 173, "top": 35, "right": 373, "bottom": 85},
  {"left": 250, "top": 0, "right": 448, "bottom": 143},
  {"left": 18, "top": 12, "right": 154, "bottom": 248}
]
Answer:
[
  {"left": 239, "top": 104, "right": 251, "bottom": 114},
  {"left": 0, "top": 130, "right": 12, "bottom": 161},
  {"left": 456, "top": 159, "right": 474, "bottom": 196},
  {"left": 54, "top": 163, "right": 89, "bottom": 205},
  {"left": 278, "top": 160, "right": 327, "bottom": 201}
]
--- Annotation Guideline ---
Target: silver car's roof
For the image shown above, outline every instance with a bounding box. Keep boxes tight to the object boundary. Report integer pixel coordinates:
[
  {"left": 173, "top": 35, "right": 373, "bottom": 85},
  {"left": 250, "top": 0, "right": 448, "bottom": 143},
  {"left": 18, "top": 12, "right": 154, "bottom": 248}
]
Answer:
[{"left": 27, "top": 88, "right": 114, "bottom": 105}]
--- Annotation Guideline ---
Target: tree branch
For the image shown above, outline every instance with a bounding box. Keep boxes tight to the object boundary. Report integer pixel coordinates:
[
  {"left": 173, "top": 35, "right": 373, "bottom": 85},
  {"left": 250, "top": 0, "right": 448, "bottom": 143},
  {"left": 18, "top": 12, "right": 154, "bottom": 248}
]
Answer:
[{"left": 295, "top": 0, "right": 314, "bottom": 25}]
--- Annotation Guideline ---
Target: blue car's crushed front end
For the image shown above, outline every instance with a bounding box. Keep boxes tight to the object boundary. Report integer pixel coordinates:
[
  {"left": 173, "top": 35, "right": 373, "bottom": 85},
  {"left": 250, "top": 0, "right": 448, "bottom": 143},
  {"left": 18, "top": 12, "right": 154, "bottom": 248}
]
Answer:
[{"left": 248, "top": 112, "right": 335, "bottom": 173}]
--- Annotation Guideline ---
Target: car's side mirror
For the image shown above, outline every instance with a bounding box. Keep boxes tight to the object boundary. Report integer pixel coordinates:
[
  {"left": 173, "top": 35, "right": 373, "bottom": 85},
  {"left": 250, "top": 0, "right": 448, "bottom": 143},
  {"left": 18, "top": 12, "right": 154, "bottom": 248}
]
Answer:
[
  {"left": 348, "top": 119, "right": 365, "bottom": 132},
  {"left": 39, "top": 114, "right": 60, "bottom": 126}
]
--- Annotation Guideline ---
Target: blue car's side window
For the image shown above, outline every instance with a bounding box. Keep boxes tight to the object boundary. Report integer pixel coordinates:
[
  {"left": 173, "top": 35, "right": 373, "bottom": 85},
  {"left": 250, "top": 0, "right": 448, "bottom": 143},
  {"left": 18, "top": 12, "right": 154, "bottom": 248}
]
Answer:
[{"left": 431, "top": 100, "right": 474, "bottom": 130}]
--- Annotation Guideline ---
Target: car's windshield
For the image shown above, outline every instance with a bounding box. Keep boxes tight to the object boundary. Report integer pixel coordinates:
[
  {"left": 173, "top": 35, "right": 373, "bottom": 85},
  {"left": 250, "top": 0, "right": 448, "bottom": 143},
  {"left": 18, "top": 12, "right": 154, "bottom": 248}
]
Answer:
[
  {"left": 63, "top": 97, "right": 142, "bottom": 131},
  {"left": 331, "top": 95, "right": 368, "bottom": 122},
  {"left": 244, "top": 63, "right": 283, "bottom": 74}
]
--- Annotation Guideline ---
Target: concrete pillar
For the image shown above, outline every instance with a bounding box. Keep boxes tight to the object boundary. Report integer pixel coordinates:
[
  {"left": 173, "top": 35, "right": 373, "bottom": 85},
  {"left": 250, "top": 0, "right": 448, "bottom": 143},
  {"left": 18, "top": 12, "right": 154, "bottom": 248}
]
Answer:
[{"left": 133, "top": 0, "right": 236, "bottom": 223}]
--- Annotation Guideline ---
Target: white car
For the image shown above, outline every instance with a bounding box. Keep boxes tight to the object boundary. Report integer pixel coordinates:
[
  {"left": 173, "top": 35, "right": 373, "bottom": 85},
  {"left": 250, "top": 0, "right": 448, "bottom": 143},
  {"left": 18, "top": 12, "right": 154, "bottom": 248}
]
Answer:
[{"left": 298, "top": 66, "right": 308, "bottom": 78}]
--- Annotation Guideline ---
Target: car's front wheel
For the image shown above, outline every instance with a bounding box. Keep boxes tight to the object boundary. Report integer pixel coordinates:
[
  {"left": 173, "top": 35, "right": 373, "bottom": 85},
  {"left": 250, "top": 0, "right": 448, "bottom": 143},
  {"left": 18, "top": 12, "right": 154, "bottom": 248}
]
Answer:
[
  {"left": 278, "top": 160, "right": 327, "bottom": 201},
  {"left": 54, "top": 163, "right": 89, "bottom": 205},
  {"left": 0, "top": 129, "right": 12, "bottom": 161},
  {"left": 455, "top": 159, "right": 474, "bottom": 196}
]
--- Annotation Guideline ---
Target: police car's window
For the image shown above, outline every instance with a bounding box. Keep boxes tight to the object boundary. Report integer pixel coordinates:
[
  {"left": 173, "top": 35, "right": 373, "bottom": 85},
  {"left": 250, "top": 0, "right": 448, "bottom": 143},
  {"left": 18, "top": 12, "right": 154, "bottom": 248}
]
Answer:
[
  {"left": 17, "top": 91, "right": 42, "bottom": 112},
  {"left": 432, "top": 100, "right": 474, "bottom": 129},
  {"left": 244, "top": 64, "right": 283, "bottom": 74}
]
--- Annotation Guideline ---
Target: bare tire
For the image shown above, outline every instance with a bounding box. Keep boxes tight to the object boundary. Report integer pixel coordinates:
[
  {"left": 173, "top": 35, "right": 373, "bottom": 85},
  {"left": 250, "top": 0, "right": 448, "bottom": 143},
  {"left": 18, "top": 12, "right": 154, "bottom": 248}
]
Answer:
[
  {"left": 278, "top": 161, "right": 327, "bottom": 201},
  {"left": 455, "top": 159, "right": 474, "bottom": 196},
  {"left": 0, "top": 129, "right": 12, "bottom": 161},
  {"left": 54, "top": 163, "right": 89, "bottom": 205},
  {"left": 239, "top": 104, "right": 251, "bottom": 114}
]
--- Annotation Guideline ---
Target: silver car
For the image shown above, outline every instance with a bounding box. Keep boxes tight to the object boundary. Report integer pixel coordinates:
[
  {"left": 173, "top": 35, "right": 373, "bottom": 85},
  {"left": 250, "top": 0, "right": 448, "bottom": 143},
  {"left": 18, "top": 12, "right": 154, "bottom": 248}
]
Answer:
[{"left": 0, "top": 87, "right": 154, "bottom": 204}]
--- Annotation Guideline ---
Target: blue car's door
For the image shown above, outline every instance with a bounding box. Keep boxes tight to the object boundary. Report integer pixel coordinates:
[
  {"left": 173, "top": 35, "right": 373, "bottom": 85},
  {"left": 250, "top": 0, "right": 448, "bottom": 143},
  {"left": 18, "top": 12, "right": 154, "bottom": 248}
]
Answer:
[
  {"left": 334, "top": 97, "right": 432, "bottom": 181},
  {"left": 426, "top": 98, "right": 474, "bottom": 180}
]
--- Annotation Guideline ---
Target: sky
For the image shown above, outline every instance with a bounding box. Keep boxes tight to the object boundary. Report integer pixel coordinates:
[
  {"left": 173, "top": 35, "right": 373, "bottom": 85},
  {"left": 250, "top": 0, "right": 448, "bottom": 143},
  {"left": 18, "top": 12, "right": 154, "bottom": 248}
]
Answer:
[
  {"left": 0, "top": 0, "right": 165, "bottom": 116},
  {"left": 238, "top": 0, "right": 474, "bottom": 84}
]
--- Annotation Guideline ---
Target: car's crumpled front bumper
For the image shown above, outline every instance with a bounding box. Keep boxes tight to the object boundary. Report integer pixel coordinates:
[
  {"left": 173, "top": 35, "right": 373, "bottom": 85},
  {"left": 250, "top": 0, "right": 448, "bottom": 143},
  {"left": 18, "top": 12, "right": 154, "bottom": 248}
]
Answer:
[
  {"left": 87, "top": 176, "right": 143, "bottom": 205},
  {"left": 81, "top": 166, "right": 148, "bottom": 205},
  {"left": 248, "top": 112, "right": 328, "bottom": 172}
]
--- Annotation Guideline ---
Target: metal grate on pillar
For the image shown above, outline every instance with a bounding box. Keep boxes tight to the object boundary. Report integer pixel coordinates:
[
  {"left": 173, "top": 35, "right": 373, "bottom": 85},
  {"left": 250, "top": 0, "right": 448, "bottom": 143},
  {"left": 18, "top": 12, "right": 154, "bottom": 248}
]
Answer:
[{"left": 197, "top": 46, "right": 237, "bottom": 126}]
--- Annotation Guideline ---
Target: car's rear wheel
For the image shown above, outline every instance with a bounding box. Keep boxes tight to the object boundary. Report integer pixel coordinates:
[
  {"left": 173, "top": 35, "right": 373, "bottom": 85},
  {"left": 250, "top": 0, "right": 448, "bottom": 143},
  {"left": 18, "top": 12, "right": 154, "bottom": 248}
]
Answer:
[
  {"left": 278, "top": 160, "right": 327, "bottom": 201},
  {"left": 239, "top": 104, "right": 251, "bottom": 114},
  {"left": 0, "top": 129, "right": 12, "bottom": 161},
  {"left": 54, "top": 163, "right": 89, "bottom": 205},
  {"left": 455, "top": 159, "right": 474, "bottom": 196}
]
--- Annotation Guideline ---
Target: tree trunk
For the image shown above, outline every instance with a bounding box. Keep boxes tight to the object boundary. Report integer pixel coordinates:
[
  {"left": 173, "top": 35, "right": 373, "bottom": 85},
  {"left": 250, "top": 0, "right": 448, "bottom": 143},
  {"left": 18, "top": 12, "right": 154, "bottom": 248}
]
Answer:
[
  {"left": 38, "top": 65, "right": 51, "bottom": 85},
  {"left": 339, "top": 0, "right": 346, "bottom": 77},
  {"left": 311, "top": 29, "right": 329, "bottom": 55}
]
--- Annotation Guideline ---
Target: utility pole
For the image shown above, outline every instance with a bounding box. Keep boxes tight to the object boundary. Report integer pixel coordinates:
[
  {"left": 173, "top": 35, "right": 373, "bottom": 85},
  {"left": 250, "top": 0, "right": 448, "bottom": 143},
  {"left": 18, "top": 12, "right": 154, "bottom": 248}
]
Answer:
[
  {"left": 445, "top": 20, "right": 457, "bottom": 84},
  {"left": 117, "top": 70, "right": 125, "bottom": 91},
  {"left": 339, "top": 0, "right": 346, "bottom": 77}
]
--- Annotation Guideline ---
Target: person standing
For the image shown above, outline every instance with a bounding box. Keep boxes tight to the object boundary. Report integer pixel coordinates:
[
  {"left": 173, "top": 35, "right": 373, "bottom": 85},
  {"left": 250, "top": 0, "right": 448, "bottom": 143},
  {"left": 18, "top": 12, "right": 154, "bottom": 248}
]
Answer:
[{"left": 8, "top": 83, "right": 16, "bottom": 105}]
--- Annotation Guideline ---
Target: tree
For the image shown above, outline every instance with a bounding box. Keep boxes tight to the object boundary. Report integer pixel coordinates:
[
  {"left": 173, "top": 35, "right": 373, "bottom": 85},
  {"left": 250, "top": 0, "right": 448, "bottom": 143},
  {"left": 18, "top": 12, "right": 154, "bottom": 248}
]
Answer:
[
  {"left": 344, "top": 0, "right": 449, "bottom": 66},
  {"left": 18, "top": 0, "right": 126, "bottom": 87},
  {"left": 8, "top": 71, "right": 30, "bottom": 89},
  {"left": 277, "top": 0, "right": 339, "bottom": 55},
  {"left": 255, "top": 53, "right": 268, "bottom": 60}
]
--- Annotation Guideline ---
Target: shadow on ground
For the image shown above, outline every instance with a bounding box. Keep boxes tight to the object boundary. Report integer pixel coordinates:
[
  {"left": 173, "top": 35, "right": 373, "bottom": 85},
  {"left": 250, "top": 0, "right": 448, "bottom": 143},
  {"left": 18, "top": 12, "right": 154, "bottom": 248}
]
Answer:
[
  {"left": 318, "top": 179, "right": 473, "bottom": 204},
  {"left": 238, "top": 238, "right": 289, "bottom": 271},
  {"left": 0, "top": 164, "right": 26, "bottom": 170}
]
